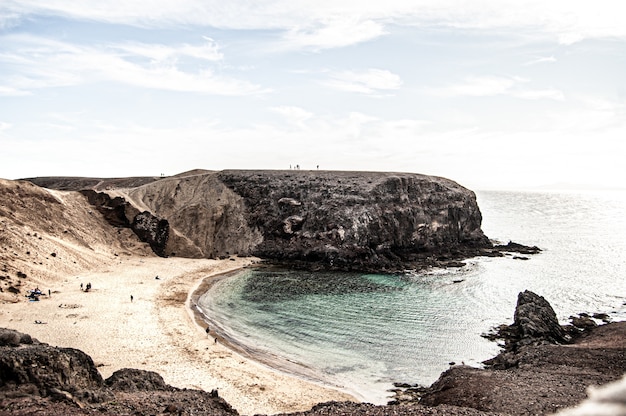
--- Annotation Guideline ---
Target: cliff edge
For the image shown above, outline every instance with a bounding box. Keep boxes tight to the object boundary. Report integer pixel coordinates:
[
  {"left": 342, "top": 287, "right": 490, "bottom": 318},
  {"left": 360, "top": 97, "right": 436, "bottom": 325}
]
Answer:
[{"left": 28, "top": 170, "right": 503, "bottom": 272}]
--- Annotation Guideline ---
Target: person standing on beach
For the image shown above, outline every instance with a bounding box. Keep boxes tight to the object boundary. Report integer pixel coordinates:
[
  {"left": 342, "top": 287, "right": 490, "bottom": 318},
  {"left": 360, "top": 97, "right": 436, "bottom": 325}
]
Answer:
[{"left": 130, "top": 295, "right": 134, "bottom": 302}]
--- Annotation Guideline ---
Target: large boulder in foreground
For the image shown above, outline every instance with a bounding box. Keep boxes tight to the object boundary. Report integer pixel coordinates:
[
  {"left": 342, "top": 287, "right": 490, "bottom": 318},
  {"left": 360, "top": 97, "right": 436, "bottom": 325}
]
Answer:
[
  {"left": 0, "top": 328, "right": 238, "bottom": 415},
  {"left": 0, "top": 329, "right": 105, "bottom": 401}
]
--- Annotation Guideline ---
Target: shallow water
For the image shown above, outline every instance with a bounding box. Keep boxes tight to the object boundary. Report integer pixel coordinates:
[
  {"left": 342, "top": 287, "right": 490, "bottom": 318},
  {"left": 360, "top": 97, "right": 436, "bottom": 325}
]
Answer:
[{"left": 197, "top": 190, "right": 626, "bottom": 404}]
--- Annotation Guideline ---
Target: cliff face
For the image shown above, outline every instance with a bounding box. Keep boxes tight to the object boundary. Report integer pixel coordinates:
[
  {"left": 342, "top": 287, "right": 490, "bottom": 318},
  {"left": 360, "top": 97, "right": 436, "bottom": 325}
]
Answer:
[
  {"left": 214, "top": 170, "right": 489, "bottom": 270},
  {"left": 118, "top": 170, "right": 488, "bottom": 271},
  {"left": 25, "top": 169, "right": 492, "bottom": 271}
]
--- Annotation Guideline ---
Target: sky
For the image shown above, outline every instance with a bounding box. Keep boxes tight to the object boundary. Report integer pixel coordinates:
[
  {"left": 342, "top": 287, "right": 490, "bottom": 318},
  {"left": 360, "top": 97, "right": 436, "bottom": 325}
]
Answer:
[{"left": 1, "top": 1, "right": 625, "bottom": 190}]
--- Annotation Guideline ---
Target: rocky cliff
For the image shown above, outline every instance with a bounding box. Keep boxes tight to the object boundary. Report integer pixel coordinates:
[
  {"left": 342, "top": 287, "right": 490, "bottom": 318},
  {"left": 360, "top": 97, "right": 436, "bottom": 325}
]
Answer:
[
  {"left": 27, "top": 169, "right": 522, "bottom": 272},
  {"left": 213, "top": 170, "right": 490, "bottom": 271},
  {"left": 88, "top": 170, "right": 494, "bottom": 271}
]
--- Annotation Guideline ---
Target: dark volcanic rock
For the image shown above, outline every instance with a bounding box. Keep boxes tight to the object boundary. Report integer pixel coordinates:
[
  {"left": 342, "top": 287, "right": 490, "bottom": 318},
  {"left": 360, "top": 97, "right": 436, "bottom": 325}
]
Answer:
[
  {"left": 0, "top": 328, "right": 238, "bottom": 415},
  {"left": 483, "top": 290, "right": 569, "bottom": 356},
  {"left": 0, "top": 331, "right": 105, "bottom": 401},
  {"left": 131, "top": 211, "right": 169, "bottom": 257},
  {"left": 105, "top": 368, "right": 170, "bottom": 392},
  {"left": 81, "top": 190, "right": 137, "bottom": 227},
  {"left": 418, "top": 294, "right": 626, "bottom": 416},
  {"left": 512, "top": 290, "right": 569, "bottom": 346},
  {"left": 80, "top": 190, "right": 169, "bottom": 257},
  {"left": 216, "top": 170, "right": 491, "bottom": 271},
  {"left": 493, "top": 241, "right": 541, "bottom": 255},
  {"left": 0, "top": 328, "right": 34, "bottom": 347}
]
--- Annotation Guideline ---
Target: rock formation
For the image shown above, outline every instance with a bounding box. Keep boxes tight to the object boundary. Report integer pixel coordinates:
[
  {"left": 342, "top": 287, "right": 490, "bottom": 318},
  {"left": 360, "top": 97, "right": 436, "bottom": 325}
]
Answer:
[
  {"left": 417, "top": 293, "right": 626, "bottom": 415},
  {"left": 80, "top": 190, "right": 169, "bottom": 257},
  {"left": 213, "top": 170, "right": 491, "bottom": 271},
  {"left": 483, "top": 290, "right": 570, "bottom": 358},
  {"left": 0, "top": 328, "right": 238, "bottom": 415},
  {"left": 29, "top": 170, "right": 509, "bottom": 272}
]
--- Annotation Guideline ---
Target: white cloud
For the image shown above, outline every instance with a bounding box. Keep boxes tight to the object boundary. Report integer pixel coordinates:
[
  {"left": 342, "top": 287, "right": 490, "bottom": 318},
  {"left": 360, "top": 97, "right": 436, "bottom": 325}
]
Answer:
[
  {"left": 0, "top": 85, "right": 31, "bottom": 96},
  {"left": 0, "top": 35, "right": 265, "bottom": 95},
  {"left": 524, "top": 56, "right": 557, "bottom": 66},
  {"left": 322, "top": 69, "right": 402, "bottom": 95},
  {"left": 271, "top": 106, "right": 314, "bottom": 126},
  {"left": 116, "top": 37, "right": 223, "bottom": 62},
  {"left": 515, "top": 88, "right": 564, "bottom": 101},
  {"left": 282, "top": 17, "right": 387, "bottom": 50},
  {"left": 433, "top": 76, "right": 564, "bottom": 101},
  {"left": 547, "top": 95, "right": 626, "bottom": 133},
  {"left": 3, "top": 1, "right": 626, "bottom": 47}
]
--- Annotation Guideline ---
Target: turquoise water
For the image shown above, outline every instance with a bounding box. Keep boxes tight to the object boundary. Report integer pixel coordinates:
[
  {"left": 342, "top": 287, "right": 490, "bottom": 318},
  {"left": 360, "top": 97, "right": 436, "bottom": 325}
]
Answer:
[{"left": 197, "top": 190, "right": 626, "bottom": 404}]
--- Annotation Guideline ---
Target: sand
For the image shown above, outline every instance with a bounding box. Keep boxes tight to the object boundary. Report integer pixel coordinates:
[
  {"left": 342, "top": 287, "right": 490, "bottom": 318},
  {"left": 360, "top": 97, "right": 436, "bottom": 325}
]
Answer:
[{"left": 0, "top": 255, "right": 356, "bottom": 415}]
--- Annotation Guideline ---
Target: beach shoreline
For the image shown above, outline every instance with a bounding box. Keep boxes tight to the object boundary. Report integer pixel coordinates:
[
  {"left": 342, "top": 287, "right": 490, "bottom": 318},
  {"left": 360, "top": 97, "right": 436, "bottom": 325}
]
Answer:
[
  {"left": 0, "top": 254, "right": 357, "bottom": 415},
  {"left": 189, "top": 267, "right": 370, "bottom": 403}
]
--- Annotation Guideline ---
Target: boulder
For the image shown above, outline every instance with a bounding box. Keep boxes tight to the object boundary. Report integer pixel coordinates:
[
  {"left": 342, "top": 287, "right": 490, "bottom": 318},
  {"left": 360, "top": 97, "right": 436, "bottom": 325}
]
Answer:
[
  {"left": 105, "top": 368, "right": 170, "bottom": 392},
  {"left": 512, "top": 290, "right": 568, "bottom": 347},
  {"left": 0, "top": 330, "right": 105, "bottom": 401}
]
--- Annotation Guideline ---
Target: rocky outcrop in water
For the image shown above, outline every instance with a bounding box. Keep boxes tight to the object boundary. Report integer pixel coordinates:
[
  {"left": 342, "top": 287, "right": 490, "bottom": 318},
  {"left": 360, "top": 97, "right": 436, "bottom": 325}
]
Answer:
[
  {"left": 483, "top": 290, "right": 570, "bottom": 358},
  {"left": 416, "top": 293, "right": 626, "bottom": 415}
]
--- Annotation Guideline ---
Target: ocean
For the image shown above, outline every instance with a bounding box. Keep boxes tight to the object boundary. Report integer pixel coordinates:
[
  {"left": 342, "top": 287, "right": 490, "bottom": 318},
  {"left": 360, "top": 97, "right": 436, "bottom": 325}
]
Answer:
[{"left": 197, "top": 190, "right": 626, "bottom": 404}]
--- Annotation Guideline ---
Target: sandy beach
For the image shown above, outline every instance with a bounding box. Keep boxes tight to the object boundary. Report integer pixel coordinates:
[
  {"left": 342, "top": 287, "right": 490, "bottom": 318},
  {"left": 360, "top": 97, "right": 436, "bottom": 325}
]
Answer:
[{"left": 0, "top": 254, "right": 356, "bottom": 415}]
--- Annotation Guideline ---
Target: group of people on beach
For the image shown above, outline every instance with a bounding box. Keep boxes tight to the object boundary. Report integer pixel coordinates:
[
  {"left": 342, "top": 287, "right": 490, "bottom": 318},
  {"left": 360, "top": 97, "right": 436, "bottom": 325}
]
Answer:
[
  {"left": 26, "top": 287, "right": 50, "bottom": 301},
  {"left": 80, "top": 282, "right": 92, "bottom": 292}
]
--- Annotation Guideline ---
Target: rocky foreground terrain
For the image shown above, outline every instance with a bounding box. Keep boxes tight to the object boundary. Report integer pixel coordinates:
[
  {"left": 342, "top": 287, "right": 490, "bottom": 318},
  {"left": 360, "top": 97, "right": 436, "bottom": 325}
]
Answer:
[{"left": 1, "top": 291, "right": 625, "bottom": 416}]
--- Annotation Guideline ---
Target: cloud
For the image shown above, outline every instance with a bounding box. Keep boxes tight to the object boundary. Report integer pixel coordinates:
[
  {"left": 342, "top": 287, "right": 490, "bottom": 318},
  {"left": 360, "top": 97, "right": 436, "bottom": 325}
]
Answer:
[
  {"left": 116, "top": 37, "right": 223, "bottom": 62},
  {"left": 281, "top": 17, "right": 387, "bottom": 50},
  {"left": 322, "top": 69, "right": 402, "bottom": 95},
  {"left": 0, "top": 35, "right": 266, "bottom": 95},
  {"left": 0, "top": 85, "right": 31, "bottom": 96},
  {"left": 271, "top": 106, "right": 314, "bottom": 126},
  {"left": 3, "top": 1, "right": 626, "bottom": 47},
  {"left": 524, "top": 56, "right": 557, "bottom": 66},
  {"left": 432, "top": 75, "right": 564, "bottom": 101}
]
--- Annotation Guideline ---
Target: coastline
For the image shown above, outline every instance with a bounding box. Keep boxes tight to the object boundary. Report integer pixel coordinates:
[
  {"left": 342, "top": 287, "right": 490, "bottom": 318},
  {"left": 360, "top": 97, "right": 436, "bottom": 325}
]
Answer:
[
  {"left": 0, "top": 254, "right": 356, "bottom": 415},
  {"left": 188, "top": 267, "right": 369, "bottom": 403}
]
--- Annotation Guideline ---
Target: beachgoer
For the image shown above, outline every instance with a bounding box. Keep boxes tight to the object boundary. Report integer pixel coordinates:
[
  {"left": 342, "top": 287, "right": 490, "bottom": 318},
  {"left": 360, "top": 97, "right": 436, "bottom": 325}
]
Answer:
[
  {"left": 130, "top": 295, "right": 134, "bottom": 302},
  {"left": 80, "top": 283, "right": 83, "bottom": 290}
]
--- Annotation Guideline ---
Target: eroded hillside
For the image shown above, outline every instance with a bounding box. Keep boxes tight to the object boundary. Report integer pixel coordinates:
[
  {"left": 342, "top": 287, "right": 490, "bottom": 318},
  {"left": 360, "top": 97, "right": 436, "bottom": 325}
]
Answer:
[{"left": 0, "top": 179, "right": 153, "bottom": 303}]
